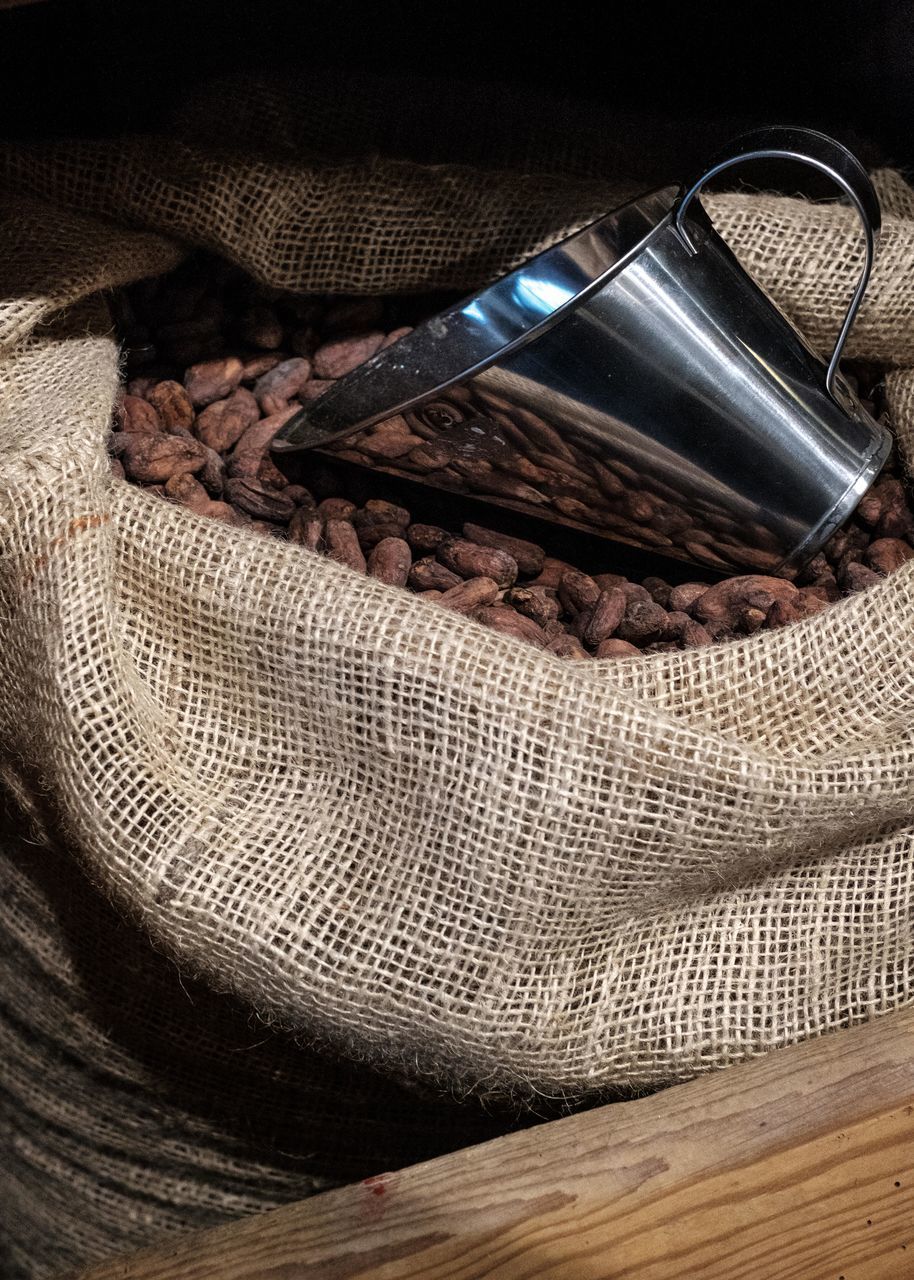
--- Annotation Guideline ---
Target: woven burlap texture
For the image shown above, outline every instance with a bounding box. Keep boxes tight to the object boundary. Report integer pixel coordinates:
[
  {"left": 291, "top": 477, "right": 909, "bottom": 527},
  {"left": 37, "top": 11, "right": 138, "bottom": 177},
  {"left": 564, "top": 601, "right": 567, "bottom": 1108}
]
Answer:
[
  {"left": 3, "top": 128, "right": 914, "bottom": 1096},
  {"left": 2, "top": 111, "right": 914, "bottom": 1277}
]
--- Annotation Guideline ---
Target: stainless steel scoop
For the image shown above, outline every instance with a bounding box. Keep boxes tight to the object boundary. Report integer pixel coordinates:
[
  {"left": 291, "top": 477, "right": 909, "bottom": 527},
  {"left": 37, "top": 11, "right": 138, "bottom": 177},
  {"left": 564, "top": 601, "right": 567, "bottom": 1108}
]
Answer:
[{"left": 273, "top": 126, "right": 890, "bottom": 577}]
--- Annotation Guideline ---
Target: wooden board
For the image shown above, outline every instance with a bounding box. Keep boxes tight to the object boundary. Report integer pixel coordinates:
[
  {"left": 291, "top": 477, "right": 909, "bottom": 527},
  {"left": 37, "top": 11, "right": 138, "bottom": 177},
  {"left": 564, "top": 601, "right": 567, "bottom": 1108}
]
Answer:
[{"left": 71, "top": 1007, "right": 914, "bottom": 1279}]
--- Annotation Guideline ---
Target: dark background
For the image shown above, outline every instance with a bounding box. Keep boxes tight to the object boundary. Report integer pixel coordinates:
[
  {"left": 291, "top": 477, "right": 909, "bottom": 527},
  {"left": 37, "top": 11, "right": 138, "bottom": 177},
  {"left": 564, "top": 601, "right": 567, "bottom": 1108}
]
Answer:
[{"left": 0, "top": 0, "right": 912, "bottom": 169}]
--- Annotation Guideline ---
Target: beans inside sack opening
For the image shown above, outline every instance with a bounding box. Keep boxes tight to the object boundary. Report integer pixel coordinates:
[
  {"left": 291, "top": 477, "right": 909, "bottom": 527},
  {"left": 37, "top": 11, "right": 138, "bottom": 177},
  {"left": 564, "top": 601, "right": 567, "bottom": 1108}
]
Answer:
[{"left": 108, "top": 255, "right": 914, "bottom": 661}]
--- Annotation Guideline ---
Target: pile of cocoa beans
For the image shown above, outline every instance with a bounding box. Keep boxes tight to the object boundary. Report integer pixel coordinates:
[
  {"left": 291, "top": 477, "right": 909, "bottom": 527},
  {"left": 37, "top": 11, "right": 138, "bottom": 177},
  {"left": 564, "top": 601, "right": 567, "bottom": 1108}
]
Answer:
[{"left": 109, "top": 255, "right": 914, "bottom": 660}]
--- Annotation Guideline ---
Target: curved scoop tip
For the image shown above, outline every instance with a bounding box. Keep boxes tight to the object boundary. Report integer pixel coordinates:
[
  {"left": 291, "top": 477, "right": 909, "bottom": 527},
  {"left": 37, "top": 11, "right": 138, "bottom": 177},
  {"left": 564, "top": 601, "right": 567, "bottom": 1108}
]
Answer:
[{"left": 270, "top": 409, "right": 313, "bottom": 453}]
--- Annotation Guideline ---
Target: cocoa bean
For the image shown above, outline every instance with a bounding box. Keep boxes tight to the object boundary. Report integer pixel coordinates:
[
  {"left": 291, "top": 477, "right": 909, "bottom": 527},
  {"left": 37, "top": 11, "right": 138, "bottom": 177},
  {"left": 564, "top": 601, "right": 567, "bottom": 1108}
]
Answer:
[
  {"left": 558, "top": 568, "right": 601, "bottom": 614},
  {"left": 119, "top": 394, "right": 162, "bottom": 434},
  {"left": 405, "top": 442, "right": 455, "bottom": 473},
  {"left": 461, "top": 523, "right": 545, "bottom": 576},
  {"left": 195, "top": 387, "right": 260, "bottom": 452},
  {"left": 241, "top": 352, "right": 283, "bottom": 382},
  {"left": 498, "top": 453, "right": 549, "bottom": 484},
  {"left": 354, "top": 520, "right": 408, "bottom": 551},
  {"left": 625, "top": 524, "right": 674, "bottom": 549},
  {"left": 167, "top": 424, "right": 196, "bottom": 442},
  {"left": 552, "top": 496, "right": 600, "bottom": 524},
  {"left": 863, "top": 537, "right": 914, "bottom": 576},
  {"left": 684, "top": 542, "right": 736, "bottom": 571},
  {"left": 803, "top": 578, "right": 840, "bottom": 603},
  {"left": 622, "top": 491, "right": 658, "bottom": 523},
  {"left": 228, "top": 407, "right": 298, "bottom": 478},
  {"left": 318, "top": 497, "right": 357, "bottom": 522},
  {"left": 650, "top": 505, "right": 693, "bottom": 537},
  {"left": 595, "top": 638, "right": 641, "bottom": 659},
  {"left": 715, "top": 542, "right": 784, "bottom": 573},
  {"left": 257, "top": 454, "right": 291, "bottom": 492},
  {"left": 662, "top": 611, "right": 709, "bottom": 646},
  {"left": 448, "top": 456, "right": 493, "bottom": 482},
  {"left": 463, "top": 470, "right": 550, "bottom": 506},
  {"left": 681, "top": 619, "right": 713, "bottom": 647},
  {"left": 835, "top": 546, "right": 865, "bottom": 580},
  {"left": 253, "top": 357, "right": 312, "bottom": 415},
  {"left": 126, "top": 373, "right": 159, "bottom": 398},
  {"left": 110, "top": 456, "right": 126, "bottom": 480},
  {"left": 498, "top": 403, "right": 576, "bottom": 463},
  {"left": 406, "top": 524, "right": 450, "bottom": 555},
  {"left": 164, "top": 472, "right": 209, "bottom": 508},
  {"left": 668, "top": 582, "right": 711, "bottom": 614},
  {"left": 842, "top": 562, "right": 882, "bottom": 592},
  {"left": 437, "top": 538, "right": 518, "bottom": 588},
  {"left": 606, "top": 459, "right": 641, "bottom": 487},
  {"left": 765, "top": 598, "right": 803, "bottom": 629},
  {"left": 581, "top": 589, "right": 627, "bottom": 647},
  {"left": 120, "top": 432, "right": 206, "bottom": 484},
  {"left": 593, "top": 573, "right": 627, "bottom": 592},
  {"left": 621, "top": 582, "right": 653, "bottom": 605},
  {"left": 205, "top": 501, "right": 246, "bottom": 526},
  {"left": 530, "top": 558, "right": 575, "bottom": 590},
  {"left": 616, "top": 599, "right": 669, "bottom": 645},
  {"left": 367, "top": 537, "right": 412, "bottom": 587},
  {"left": 796, "top": 553, "right": 830, "bottom": 585},
  {"left": 591, "top": 461, "right": 625, "bottom": 500},
  {"left": 856, "top": 477, "right": 914, "bottom": 538},
  {"left": 312, "top": 332, "right": 385, "bottom": 380},
  {"left": 198, "top": 444, "right": 226, "bottom": 496},
  {"left": 538, "top": 469, "right": 603, "bottom": 504},
  {"left": 288, "top": 508, "right": 322, "bottom": 550},
  {"left": 283, "top": 484, "right": 315, "bottom": 507},
  {"left": 503, "top": 586, "right": 560, "bottom": 628},
  {"left": 471, "top": 606, "right": 549, "bottom": 649},
  {"left": 408, "top": 558, "right": 462, "bottom": 592},
  {"left": 360, "top": 427, "right": 427, "bottom": 459},
  {"left": 642, "top": 576, "right": 673, "bottom": 607},
  {"left": 795, "top": 586, "right": 832, "bottom": 614},
  {"left": 693, "top": 575, "right": 798, "bottom": 629},
  {"left": 438, "top": 576, "right": 500, "bottom": 613},
  {"left": 360, "top": 499, "right": 410, "bottom": 528},
  {"left": 146, "top": 380, "right": 195, "bottom": 432},
  {"left": 224, "top": 478, "right": 296, "bottom": 523},
  {"left": 184, "top": 356, "right": 244, "bottom": 408},
  {"left": 824, "top": 524, "right": 869, "bottom": 566},
  {"left": 324, "top": 519, "right": 367, "bottom": 573},
  {"left": 547, "top": 634, "right": 590, "bottom": 659},
  {"left": 570, "top": 606, "right": 595, "bottom": 641},
  {"left": 248, "top": 521, "right": 285, "bottom": 538},
  {"left": 527, "top": 454, "right": 593, "bottom": 487},
  {"left": 738, "top": 606, "right": 768, "bottom": 634}
]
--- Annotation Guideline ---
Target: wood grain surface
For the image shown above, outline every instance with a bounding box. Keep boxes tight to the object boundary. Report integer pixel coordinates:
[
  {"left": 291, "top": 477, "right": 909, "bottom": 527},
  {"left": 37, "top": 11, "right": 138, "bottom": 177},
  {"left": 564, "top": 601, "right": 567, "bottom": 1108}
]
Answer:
[{"left": 71, "top": 1008, "right": 914, "bottom": 1279}]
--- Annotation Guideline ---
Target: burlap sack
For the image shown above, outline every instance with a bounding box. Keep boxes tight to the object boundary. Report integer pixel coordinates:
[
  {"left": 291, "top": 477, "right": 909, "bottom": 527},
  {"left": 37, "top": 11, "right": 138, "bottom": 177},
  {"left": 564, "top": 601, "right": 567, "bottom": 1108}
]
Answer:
[{"left": 3, "top": 83, "right": 914, "bottom": 1275}]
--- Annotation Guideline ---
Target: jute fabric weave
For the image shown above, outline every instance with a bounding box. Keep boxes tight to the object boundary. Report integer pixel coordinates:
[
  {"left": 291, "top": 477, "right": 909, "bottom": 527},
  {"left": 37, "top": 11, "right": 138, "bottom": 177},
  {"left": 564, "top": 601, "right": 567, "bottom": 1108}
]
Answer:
[{"left": 2, "top": 84, "right": 913, "bottom": 1276}]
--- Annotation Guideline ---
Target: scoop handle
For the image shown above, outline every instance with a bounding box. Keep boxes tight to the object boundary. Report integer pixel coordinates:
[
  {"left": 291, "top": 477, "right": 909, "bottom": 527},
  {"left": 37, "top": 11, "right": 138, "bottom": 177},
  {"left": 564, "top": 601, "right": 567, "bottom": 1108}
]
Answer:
[{"left": 674, "top": 126, "right": 881, "bottom": 402}]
